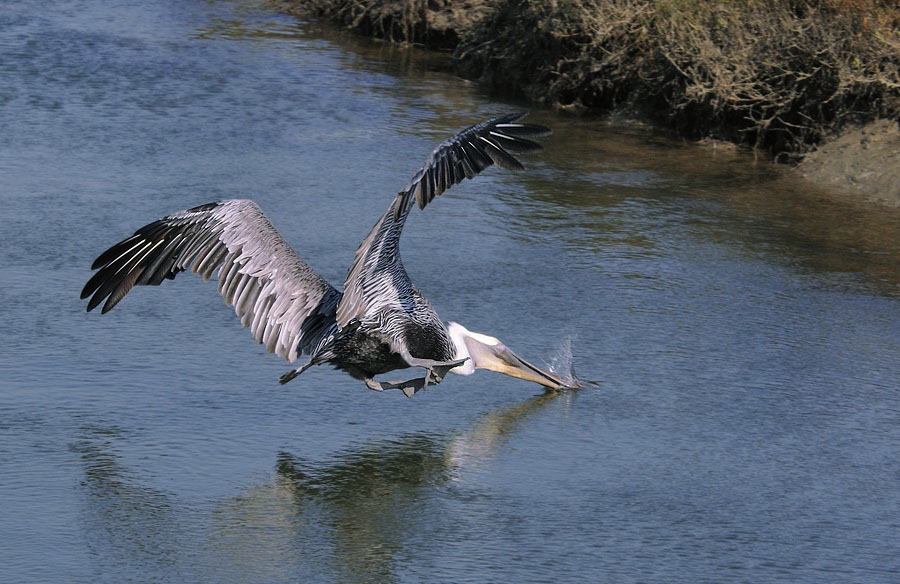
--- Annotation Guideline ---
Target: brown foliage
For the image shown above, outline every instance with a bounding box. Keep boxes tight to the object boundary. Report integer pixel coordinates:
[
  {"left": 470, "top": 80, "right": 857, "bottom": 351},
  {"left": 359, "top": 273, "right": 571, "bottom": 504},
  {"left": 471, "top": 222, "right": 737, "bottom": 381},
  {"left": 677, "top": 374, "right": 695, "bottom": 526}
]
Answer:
[
  {"left": 456, "top": 0, "right": 900, "bottom": 159},
  {"left": 277, "top": 0, "right": 485, "bottom": 50}
]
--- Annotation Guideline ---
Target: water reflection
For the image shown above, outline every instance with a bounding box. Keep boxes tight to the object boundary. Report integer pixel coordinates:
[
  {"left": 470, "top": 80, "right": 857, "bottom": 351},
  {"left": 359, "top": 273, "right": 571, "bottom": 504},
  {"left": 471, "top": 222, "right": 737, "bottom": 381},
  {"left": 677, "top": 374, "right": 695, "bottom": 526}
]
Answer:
[
  {"left": 484, "top": 119, "right": 900, "bottom": 294},
  {"left": 274, "top": 435, "right": 446, "bottom": 582},
  {"left": 74, "top": 391, "right": 568, "bottom": 583},
  {"left": 194, "top": 17, "right": 307, "bottom": 41},
  {"left": 267, "top": 390, "right": 565, "bottom": 583},
  {"left": 73, "top": 426, "right": 189, "bottom": 578}
]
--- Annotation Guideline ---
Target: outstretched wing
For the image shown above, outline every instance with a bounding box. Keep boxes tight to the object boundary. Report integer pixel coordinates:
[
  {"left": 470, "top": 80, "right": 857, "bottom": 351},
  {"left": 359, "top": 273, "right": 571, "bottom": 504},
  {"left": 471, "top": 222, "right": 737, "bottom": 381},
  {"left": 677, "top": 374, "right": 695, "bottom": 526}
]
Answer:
[
  {"left": 336, "top": 113, "right": 551, "bottom": 328},
  {"left": 81, "top": 199, "right": 341, "bottom": 362}
]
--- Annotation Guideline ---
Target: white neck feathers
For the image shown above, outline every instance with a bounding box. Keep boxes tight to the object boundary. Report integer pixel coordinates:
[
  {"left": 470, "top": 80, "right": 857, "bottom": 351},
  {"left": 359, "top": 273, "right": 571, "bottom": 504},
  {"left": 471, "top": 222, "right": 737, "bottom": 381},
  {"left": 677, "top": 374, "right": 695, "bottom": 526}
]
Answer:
[{"left": 447, "top": 321, "right": 501, "bottom": 376}]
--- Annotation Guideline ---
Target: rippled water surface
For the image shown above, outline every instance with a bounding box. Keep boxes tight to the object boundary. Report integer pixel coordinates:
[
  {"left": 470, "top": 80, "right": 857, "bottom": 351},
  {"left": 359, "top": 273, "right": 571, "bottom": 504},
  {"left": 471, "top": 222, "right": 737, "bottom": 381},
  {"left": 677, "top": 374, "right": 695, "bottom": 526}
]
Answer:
[{"left": 2, "top": 1, "right": 900, "bottom": 582}]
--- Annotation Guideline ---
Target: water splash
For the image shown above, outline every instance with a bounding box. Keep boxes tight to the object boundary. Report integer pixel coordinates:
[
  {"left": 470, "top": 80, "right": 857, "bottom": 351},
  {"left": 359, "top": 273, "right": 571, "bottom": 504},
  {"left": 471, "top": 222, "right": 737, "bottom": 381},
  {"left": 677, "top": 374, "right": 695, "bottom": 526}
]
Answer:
[{"left": 546, "top": 337, "right": 598, "bottom": 389}]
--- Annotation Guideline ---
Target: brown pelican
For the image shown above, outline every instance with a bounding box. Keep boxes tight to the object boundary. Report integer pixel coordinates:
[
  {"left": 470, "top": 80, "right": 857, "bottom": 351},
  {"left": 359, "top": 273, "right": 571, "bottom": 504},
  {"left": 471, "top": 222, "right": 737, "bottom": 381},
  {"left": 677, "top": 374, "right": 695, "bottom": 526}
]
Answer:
[{"left": 82, "top": 113, "right": 579, "bottom": 396}]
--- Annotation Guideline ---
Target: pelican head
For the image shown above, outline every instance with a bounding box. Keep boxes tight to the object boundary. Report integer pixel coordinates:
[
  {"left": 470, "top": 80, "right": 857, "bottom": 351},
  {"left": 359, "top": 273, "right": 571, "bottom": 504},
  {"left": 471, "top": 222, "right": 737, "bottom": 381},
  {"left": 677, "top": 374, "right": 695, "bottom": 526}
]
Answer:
[{"left": 447, "top": 322, "right": 577, "bottom": 390}]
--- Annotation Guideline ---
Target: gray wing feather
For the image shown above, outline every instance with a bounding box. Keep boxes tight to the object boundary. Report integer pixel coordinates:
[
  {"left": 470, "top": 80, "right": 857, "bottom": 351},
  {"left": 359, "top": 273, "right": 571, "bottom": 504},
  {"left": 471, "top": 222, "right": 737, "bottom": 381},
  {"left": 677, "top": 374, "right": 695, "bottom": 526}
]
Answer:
[
  {"left": 82, "top": 199, "right": 340, "bottom": 362},
  {"left": 336, "top": 113, "right": 550, "bottom": 329}
]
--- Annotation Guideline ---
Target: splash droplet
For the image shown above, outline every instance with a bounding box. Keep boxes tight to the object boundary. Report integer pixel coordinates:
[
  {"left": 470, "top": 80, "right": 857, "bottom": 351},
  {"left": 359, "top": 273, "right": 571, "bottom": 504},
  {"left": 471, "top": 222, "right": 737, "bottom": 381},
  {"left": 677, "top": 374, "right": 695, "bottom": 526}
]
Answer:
[{"left": 546, "top": 337, "right": 597, "bottom": 389}]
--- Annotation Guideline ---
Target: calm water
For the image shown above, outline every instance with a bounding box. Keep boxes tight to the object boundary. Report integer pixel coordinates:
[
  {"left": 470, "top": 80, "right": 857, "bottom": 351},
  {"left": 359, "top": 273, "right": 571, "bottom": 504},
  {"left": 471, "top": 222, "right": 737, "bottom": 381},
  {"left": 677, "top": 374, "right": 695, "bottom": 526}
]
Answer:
[{"left": 2, "top": 1, "right": 900, "bottom": 582}]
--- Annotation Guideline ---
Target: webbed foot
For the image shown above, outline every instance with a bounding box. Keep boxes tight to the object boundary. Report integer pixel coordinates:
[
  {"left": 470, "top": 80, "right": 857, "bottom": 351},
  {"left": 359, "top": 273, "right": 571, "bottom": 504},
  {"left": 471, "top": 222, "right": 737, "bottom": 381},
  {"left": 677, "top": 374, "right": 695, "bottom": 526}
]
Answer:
[
  {"left": 365, "top": 376, "right": 428, "bottom": 398},
  {"left": 363, "top": 358, "right": 468, "bottom": 398},
  {"left": 403, "top": 357, "right": 468, "bottom": 385}
]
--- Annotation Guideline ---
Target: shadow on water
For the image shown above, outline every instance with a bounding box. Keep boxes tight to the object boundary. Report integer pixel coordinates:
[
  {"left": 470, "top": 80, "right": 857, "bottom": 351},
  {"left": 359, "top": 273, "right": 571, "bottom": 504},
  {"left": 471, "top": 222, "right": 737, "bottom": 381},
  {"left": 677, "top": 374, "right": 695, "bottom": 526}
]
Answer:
[{"left": 73, "top": 390, "right": 569, "bottom": 583}]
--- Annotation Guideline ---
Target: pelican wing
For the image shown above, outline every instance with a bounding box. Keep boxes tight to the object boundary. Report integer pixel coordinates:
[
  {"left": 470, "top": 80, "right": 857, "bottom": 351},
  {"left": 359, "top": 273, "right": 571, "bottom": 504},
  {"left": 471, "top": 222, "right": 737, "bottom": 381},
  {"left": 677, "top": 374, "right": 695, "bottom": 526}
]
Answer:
[
  {"left": 81, "top": 199, "right": 341, "bottom": 362},
  {"left": 336, "top": 113, "right": 550, "bottom": 328}
]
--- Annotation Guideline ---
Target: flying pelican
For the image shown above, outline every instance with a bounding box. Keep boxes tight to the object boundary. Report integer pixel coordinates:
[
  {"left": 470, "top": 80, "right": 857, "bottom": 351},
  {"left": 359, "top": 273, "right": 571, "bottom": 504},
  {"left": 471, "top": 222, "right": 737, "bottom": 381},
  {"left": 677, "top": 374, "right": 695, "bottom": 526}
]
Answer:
[{"left": 81, "top": 113, "right": 580, "bottom": 396}]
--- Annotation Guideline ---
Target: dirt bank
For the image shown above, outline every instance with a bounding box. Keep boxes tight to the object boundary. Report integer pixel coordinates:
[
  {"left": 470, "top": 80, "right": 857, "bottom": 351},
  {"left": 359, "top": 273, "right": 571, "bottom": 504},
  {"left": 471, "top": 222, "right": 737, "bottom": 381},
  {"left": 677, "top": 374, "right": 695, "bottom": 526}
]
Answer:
[
  {"left": 279, "top": 0, "right": 900, "bottom": 204},
  {"left": 798, "top": 119, "right": 900, "bottom": 206}
]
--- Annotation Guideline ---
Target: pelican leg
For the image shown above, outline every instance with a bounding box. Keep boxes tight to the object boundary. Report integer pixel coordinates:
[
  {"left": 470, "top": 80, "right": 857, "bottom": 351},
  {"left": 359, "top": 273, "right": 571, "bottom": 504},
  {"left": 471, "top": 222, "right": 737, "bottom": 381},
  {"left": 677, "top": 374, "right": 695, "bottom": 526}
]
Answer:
[{"left": 404, "top": 356, "right": 467, "bottom": 370}]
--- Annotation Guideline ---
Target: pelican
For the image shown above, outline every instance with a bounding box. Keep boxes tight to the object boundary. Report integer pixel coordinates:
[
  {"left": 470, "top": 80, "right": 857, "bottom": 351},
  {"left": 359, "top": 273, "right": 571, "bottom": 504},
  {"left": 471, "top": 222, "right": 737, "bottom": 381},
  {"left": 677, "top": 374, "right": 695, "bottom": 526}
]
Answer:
[{"left": 82, "top": 113, "right": 579, "bottom": 396}]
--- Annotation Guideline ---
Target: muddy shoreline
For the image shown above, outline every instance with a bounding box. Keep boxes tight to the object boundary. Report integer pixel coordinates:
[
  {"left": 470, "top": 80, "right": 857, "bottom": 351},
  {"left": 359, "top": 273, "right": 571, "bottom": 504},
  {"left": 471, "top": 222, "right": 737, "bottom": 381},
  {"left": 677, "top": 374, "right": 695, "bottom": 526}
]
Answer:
[
  {"left": 797, "top": 120, "right": 900, "bottom": 206},
  {"left": 277, "top": 0, "right": 900, "bottom": 205}
]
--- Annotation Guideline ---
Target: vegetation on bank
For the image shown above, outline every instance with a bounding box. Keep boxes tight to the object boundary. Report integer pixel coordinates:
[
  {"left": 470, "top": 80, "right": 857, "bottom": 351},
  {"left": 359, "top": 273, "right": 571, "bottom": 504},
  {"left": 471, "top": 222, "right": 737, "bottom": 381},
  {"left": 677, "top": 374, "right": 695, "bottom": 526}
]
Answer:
[{"left": 281, "top": 0, "right": 900, "bottom": 161}]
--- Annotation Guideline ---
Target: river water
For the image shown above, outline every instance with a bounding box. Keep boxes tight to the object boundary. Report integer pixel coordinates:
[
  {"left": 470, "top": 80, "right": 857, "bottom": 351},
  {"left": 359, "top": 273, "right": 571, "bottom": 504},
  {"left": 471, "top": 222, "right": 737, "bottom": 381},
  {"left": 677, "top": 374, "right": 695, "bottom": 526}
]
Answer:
[{"left": 2, "top": 1, "right": 900, "bottom": 582}]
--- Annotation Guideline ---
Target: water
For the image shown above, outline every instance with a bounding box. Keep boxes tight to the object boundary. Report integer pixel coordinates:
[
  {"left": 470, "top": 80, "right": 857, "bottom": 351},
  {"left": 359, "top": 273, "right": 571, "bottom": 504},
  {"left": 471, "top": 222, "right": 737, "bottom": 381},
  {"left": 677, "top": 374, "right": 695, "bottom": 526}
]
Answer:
[{"left": 2, "top": 1, "right": 900, "bottom": 582}]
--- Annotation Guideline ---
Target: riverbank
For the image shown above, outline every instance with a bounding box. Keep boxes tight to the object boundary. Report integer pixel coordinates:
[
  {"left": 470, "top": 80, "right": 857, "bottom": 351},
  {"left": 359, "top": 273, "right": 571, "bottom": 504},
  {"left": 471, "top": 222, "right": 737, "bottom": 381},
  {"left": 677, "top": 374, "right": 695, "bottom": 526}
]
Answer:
[{"left": 278, "top": 0, "right": 900, "bottom": 203}]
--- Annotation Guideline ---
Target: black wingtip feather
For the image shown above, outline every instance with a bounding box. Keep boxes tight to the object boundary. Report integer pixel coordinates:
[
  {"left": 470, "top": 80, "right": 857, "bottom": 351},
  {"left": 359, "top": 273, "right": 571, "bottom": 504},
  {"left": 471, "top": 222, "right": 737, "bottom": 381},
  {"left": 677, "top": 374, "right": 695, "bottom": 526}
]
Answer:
[
  {"left": 81, "top": 270, "right": 106, "bottom": 300},
  {"left": 495, "top": 124, "right": 552, "bottom": 138},
  {"left": 488, "top": 133, "right": 544, "bottom": 154},
  {"left": 394, "top": 112, "right": 551, "bottom": 217},
  {"left": 90, "top": 235, "right": 139, "bottom": 270},
  {"left": 479, "top": 137, "right": 525, "bottom": 171}
]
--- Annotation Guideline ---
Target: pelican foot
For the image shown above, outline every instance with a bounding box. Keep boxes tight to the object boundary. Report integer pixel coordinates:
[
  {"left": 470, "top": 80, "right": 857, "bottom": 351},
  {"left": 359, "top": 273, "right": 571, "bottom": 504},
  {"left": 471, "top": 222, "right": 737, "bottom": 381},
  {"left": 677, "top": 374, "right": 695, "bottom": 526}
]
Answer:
[
  {"left": 364, "top": 376, "right": 428, "bottom": 398},
  {"left": 362, "top": 357, "right": 467, "bottom": 398},
  {"left": 428, "top": 358, "right": 467, "bottom": 384},
  {"left": 402, "top": 357, "right": 468, "bottom": 385}
]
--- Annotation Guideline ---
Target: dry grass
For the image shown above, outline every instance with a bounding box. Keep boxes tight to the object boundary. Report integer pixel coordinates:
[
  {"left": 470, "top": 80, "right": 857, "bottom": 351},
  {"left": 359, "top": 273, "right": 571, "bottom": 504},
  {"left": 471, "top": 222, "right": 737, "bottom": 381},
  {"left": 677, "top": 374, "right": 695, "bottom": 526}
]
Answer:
[{"left": 276, "top": 0, "right": 482, "bottom": 50}]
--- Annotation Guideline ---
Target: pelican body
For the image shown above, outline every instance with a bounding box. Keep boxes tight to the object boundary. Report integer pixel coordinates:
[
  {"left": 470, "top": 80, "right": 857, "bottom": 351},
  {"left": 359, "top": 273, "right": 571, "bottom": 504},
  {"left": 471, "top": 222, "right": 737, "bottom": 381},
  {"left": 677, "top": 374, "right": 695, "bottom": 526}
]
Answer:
[{"left": 82, "top": 113, "right": 574, "bottom": 396}]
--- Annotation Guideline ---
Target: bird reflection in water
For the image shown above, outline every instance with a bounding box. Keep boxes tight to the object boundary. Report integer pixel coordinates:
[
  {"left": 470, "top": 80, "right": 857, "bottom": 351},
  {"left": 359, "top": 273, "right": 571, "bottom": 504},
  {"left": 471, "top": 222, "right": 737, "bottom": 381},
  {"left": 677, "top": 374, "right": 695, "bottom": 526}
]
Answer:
[
  {"left": 73, "top": 390, "right": 573, "bottom": 582},
  {"left": 72, "top": 426, "right": 188, "bottom": 574},
  {"left": 218, "top": 390, "right": 572, "bottom": 583}
]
